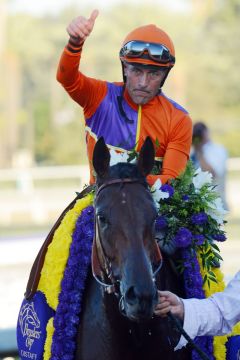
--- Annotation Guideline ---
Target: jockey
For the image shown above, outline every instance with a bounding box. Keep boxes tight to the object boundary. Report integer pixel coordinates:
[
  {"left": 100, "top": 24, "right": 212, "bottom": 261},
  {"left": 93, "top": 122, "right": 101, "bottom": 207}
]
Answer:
[{"left": 57, "top": 9, "right": 193, "bottom": 186}]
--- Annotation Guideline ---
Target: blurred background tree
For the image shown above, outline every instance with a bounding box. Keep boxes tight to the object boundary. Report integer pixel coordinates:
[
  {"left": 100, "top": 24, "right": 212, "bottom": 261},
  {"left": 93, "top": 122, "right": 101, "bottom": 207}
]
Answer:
[{"left": 1, "top": 0, "right": 240, "bottom": 168}]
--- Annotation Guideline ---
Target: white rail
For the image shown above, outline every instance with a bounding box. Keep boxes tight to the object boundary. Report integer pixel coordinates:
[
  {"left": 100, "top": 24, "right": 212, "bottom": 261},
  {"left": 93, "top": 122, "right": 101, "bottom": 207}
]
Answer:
[
  {"left": 0, "top": 161, "right": 239, "bottom": 227},
  {"left": 0, "top": 164, "right": 89, "bottom": 182},
  {"left": 0, "top": 159, "right": 239, "bottom": 184}
]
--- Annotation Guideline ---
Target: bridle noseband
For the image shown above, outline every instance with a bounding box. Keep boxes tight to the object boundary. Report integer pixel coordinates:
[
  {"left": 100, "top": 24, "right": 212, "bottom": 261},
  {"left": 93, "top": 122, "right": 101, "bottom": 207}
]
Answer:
[{"left": 91, "top": 177, "right": 163, "bottom": 295}]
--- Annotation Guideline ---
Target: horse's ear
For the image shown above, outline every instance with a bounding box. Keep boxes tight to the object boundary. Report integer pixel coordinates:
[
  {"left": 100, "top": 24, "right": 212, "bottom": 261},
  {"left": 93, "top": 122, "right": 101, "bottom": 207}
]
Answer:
[
  {"left": 137, "top": 137, "right": 155, "bottom": 176},
  {"left": 92, "top": 137, "right": 110, "bottom": 178}
]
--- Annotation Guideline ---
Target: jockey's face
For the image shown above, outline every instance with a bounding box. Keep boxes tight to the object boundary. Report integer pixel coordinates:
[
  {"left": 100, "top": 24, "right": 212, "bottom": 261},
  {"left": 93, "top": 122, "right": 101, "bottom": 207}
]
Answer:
[{"left": 124, "top": 63, "right": 166, "bottom": 105}]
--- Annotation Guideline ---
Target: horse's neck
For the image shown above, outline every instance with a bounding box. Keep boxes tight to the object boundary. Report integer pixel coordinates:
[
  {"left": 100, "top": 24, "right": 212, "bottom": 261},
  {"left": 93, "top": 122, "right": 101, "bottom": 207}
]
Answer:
[{"left": 157, "top": 254, "right": 185, "bottom": 297}]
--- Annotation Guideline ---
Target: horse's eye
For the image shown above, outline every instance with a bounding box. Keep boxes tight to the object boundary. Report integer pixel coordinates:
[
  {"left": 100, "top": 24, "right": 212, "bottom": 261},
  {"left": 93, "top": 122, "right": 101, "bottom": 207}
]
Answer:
[{"left": 98, "top": 215, "right": 108, "bottom": 225}]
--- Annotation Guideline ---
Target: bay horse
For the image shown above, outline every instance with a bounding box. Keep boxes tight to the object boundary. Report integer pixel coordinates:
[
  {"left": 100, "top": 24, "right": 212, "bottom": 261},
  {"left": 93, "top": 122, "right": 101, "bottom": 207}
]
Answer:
[{"left": 75, "top": 137, "right": 191, "bottom": 360}]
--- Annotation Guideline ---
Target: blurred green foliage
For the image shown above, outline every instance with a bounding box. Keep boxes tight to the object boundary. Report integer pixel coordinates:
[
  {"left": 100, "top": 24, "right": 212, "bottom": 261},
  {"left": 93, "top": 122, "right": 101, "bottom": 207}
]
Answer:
[{"left": 1, "top": 1, "right": 240, "bottom": 167}]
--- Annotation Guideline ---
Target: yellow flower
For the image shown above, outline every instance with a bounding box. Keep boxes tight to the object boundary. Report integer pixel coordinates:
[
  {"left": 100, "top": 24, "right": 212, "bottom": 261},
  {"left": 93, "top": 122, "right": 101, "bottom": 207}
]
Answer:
[{"left": 43, "top": 318, "right": 54, "bottom": 360}]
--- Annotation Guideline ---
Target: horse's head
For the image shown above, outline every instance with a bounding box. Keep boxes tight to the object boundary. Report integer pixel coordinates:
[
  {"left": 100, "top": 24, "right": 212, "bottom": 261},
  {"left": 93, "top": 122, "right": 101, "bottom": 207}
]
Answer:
[{"left": 92, "top": 137, "right": 162, "bottom": 322}]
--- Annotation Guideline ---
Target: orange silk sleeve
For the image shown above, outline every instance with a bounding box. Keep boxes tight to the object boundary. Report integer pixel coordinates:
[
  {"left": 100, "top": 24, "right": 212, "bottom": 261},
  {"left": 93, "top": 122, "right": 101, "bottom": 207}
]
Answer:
[{"left": 56, "top": 46, "right": 107, "bottom": 118}]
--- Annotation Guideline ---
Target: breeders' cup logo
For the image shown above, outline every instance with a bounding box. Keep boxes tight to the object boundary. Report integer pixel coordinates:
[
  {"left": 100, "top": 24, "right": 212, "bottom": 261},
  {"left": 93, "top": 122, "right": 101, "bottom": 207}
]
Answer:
[{"left": 19, "top": 302, "right": 41, "bottom": 350}]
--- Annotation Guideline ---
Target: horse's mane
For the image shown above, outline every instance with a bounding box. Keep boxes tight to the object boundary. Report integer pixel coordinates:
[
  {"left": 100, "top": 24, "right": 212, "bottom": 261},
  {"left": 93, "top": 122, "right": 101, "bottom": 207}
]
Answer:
[{"left": 108, "top": 162, "right": 148, "bottom": 187}]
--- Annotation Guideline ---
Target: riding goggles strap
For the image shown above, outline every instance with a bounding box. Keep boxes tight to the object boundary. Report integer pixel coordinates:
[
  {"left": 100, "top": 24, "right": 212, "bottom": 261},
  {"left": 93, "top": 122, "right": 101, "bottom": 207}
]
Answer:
[{"left": 120, "top": 41, "right": 175, "bottom": 65}]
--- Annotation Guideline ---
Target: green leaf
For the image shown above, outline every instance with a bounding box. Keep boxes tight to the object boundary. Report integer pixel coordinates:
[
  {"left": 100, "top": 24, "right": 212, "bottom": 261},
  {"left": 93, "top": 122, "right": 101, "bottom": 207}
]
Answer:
[
  {"left": 203, "top": 274, "right": 208, "bottom": 285},
  {"left": 212, "top": 251, "right": 223, "bottom": 261},
  {"left": 155, "top": 138, "right": 160, "bottom": 148},
  {"left": 208, "top": 276, "right": 218, "bottom": 284},
  {"left": 208, "top": 270, "right": 216, "bottom": 277},
  {"left": 211, "top": 243, "right": 220, "bottom": 252}
]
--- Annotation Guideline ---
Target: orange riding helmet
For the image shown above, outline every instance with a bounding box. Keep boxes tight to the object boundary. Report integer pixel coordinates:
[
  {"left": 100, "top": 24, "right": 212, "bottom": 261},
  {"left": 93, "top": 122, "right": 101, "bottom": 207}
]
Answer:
[
  {"left": 119, "top": 24, "right": 175, "bottom": 86},
  {"left": 120, "top": 24, "right": 175, "bottom": 68}
]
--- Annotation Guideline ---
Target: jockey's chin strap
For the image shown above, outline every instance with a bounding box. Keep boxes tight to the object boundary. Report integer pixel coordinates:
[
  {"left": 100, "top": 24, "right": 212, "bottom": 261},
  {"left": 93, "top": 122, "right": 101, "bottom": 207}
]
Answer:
[{"left": 91, "top": 177, "right": 163, "bottom": 295}]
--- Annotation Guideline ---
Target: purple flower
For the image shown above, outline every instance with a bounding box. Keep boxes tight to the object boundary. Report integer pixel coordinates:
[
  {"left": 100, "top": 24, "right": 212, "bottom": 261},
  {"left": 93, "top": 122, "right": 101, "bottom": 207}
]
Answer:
[
  {"left": 194, "top": 234, "right": 205, "bottom": 246},
  {"left": 191, "top": 212, "right": 208, "bottom": 225},
  {"left": 174, "top": 227, "right": 193, "bottom": 248},
  {"left": 213, "top": 233, "right": 227, "bottom": 242},
  {"left": 160, "top": 184, "right": 174, "bottom": 197},
  {"left": 182, "top": 194, "right": 189, "bottom": 201},
  {"left": 155, "top": 215, "right": 168, "bottom": 231}
]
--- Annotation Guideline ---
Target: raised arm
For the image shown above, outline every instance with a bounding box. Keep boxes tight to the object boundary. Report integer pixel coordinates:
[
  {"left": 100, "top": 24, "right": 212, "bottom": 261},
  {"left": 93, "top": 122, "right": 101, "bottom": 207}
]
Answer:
[{"left": 56, "top": 10, "right": 107, "bottom": 116}]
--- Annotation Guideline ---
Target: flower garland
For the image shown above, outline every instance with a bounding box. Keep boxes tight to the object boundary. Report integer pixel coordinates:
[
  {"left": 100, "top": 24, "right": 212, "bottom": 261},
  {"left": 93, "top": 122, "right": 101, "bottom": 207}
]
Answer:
[
  {"left": 50, "top": 205, "right": 94, "bottom": 360},
  {"left": 198, "top": 248, "right": 240, "bottom": 360},
  {"left": 197, "top": 249, "right": 227, "bottom": 360},
  {"left": 36, "top": 193, "right": 94, "bottom": 360},
  {"left": 38, "top": 194, "right": 94, "bottom": 310},
  {"left": 151, "top": 161, "right": 240, "bottom": 359},
  {"left": 179, "top": 239, "right": 240, "bottom": 360},
  {"left": 181, "top": 247, "right": 214, "bottom": 360}
]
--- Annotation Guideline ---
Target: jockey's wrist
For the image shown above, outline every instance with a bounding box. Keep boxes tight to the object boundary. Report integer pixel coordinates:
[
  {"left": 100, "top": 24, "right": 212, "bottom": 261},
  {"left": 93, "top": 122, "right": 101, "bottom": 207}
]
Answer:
[{"left": 67, "top": 37, "right": 84, "bottom": 52}]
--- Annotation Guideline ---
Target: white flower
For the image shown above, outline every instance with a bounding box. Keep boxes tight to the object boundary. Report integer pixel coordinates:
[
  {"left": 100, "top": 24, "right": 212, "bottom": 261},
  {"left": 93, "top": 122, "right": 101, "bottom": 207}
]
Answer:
[
  {"left": 206, "top": 197, "right": 228, "bottom": 225},
  {"left": 192, "top": 168, "right": 213, "bottom": 190},
  {"left": 109, "top": 149, "right": 135, "bottom": 166},
  {"left": 151, "top": 179, "right": 169, "bottom": 209}
]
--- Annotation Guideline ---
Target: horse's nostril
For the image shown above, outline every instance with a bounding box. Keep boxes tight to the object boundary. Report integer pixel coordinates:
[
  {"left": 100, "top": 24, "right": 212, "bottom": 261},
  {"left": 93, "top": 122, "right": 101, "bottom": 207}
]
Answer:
[
  {"left": 125, "top": 286, "right": 137, "bottom": 305},
  {"left": 125, "top": 286, "right": 157, "bottom": 307}
]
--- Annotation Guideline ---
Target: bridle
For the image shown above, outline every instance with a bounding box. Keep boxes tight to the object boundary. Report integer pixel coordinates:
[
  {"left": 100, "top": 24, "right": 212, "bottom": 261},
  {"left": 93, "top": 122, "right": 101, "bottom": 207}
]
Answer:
[{"left": 91, "top": 177, "right": 163, "bottom": 296}]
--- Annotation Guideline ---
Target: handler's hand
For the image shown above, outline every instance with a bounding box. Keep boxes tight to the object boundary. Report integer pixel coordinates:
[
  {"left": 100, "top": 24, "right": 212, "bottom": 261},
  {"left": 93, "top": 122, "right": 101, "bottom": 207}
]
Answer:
[
  {"left": 67, "top": 9, "right": 99, "bottom": 43},
  {"left": 154, "top": 290, "right": 184, "bottom": 320}
]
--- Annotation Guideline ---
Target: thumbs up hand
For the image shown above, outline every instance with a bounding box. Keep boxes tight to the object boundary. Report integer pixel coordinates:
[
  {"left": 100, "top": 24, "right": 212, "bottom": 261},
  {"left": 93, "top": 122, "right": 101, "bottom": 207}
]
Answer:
[{"left": 66, "top": 9, "right": 99, "bottom": 44}]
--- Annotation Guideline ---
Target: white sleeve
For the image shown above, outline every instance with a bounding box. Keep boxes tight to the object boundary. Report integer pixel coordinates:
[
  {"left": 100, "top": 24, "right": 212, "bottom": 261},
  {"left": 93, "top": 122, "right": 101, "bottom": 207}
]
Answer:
[{"left": 175, "top": 271, "right": 240, "bottom": 350}]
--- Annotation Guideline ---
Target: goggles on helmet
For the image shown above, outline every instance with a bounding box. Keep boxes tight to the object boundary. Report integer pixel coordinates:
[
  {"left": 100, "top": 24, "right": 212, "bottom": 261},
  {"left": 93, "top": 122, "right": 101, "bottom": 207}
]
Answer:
[{"left": 120, "top": 40, "right": 175, "bottom": 65}]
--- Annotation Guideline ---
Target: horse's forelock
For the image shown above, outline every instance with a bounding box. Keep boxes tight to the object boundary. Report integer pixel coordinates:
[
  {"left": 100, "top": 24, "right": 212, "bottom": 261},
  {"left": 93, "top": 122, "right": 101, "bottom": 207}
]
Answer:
[{"left": 109, "top": 162, "right": 146, "bottom": 182}]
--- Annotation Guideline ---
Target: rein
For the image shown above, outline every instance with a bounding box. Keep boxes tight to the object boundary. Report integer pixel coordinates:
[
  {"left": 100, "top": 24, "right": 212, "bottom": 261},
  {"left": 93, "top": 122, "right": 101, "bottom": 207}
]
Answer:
[
  {"left": 167, "top": 312, "right": 211, "bottom": 360},
  {"left": 92, "top": 177, "right": 163, "bottom": 294}
]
